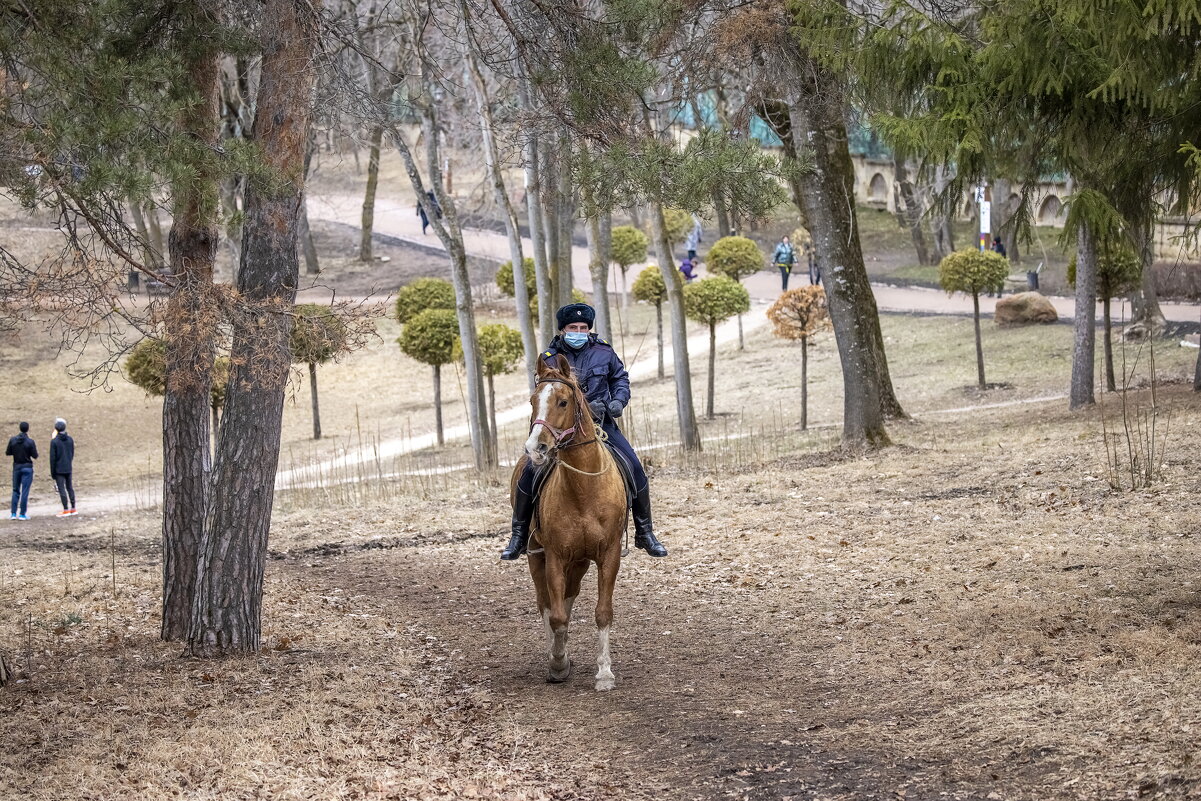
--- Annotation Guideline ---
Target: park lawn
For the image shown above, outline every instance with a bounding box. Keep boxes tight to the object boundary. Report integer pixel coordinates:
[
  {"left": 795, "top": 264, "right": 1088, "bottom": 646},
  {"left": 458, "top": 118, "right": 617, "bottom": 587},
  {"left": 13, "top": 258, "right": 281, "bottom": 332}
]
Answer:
[
  {"left": 1, "top": 377, "right": 1199, "bottom": 799},
  {"left": 4, "top": 294, "right": 1194, "bottom": 507}
]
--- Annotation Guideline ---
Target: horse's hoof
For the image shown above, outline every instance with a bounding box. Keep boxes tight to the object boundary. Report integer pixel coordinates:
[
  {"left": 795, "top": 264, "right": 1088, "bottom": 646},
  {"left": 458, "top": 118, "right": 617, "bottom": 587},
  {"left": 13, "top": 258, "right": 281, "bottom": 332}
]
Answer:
[
  {"left": 595, "top": 677, "right": 616, "bottom": 692},
  {"left": 546, "top": 661, "right": 572, "bottom": 683}
]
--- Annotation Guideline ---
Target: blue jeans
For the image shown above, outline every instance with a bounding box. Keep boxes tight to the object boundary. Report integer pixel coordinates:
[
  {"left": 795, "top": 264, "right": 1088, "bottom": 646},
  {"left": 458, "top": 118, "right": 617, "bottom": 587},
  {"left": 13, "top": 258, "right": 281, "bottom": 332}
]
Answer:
[
  {"left": 11, "top": 464, "right": 33, "bottom": 516},
  {"left": 518, "top": 419, "right": 647, "bottom": 496}
]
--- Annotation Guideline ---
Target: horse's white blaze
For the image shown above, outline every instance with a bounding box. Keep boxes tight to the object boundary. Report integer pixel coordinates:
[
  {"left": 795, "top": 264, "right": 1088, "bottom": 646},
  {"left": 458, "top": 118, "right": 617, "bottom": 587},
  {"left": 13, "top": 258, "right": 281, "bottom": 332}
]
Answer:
[
  {"left": 595, "top": 626, "right": 615, "bottom": 691},
  {"left": 524, "top": 383, "right": 556, "bottom": 460}
]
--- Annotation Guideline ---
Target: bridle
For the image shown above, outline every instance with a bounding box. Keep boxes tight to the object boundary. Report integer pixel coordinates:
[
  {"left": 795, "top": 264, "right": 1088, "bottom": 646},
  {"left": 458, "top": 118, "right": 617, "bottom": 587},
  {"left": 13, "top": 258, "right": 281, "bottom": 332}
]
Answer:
[{"left": 530, "top": 377, "right": 598, "bottom": 452}]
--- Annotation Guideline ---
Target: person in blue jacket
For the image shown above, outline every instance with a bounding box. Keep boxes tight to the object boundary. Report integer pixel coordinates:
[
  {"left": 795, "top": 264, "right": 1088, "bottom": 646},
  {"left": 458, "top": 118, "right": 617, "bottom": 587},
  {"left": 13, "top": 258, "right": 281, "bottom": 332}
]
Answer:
[
  {"left": 7, "top": 421, "right": 37, "bottom": 520},
  {"left": 49, "top": 418, "right": 76, "bottom": 516},
  {"left": 500, "top": 302, "right": 668, "bottom": 560}
]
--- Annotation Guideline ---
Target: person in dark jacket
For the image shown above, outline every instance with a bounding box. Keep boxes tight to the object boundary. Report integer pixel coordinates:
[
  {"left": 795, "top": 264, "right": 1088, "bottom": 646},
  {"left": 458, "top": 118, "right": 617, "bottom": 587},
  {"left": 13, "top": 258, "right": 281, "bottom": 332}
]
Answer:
[
  {"left": 49, "top": 418, "right": 76, "bottom": 516},
  {"left": 773, "top": 235, "right": 796, "bottom": 291},
  {"left": 7, "top": 421, "right": 37, "bottom": 520},
  {"left": 500, "top": 302, "right": 668, "bottom": 560}
]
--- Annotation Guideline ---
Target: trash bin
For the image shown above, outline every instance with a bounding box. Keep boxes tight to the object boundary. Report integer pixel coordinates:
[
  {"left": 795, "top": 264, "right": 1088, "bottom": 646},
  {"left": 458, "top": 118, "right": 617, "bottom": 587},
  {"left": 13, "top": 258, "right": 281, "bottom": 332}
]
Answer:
[
  {"left": 1026, "top": 270, "right": 1039, "bottom": 291},
  {"left": 128, "top": 270, "right": 140, "bottom": 292}
]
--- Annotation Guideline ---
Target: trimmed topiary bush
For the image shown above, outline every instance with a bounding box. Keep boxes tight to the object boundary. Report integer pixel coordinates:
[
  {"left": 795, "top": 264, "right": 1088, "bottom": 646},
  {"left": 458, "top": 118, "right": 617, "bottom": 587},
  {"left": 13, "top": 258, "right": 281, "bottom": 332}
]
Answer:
[
  {"left": 683, "top": 275, "right": 750, "bottom": 418},
  {"left": 938, "top": 248, "right": 1011, "bottom": 388},
  {"left": 767, "top": 287, "right": 830, "bottom": 430},
  {"left": 289, "top": 304, "right": 349, "bottom": 440},
  {"left": 395, "top": 277, "right": 455, "bottom": 324},
  {"left": 398, "top": 308, "right": 460, "bottom": 446}
]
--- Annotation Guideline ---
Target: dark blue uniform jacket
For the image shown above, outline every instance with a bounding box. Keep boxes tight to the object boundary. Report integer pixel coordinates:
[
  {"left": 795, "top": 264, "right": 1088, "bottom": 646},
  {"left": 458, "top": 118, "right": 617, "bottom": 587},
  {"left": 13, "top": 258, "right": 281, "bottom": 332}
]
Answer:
[{"left": 540, "top": 334, "right": 630, "bottom": 409}]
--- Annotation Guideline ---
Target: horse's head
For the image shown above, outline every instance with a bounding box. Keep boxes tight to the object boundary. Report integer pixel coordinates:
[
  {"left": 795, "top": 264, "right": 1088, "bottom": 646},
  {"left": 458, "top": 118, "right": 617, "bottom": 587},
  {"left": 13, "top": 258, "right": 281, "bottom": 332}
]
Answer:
[{"left": 525, "top": 354, "right": 585, "bottom": 466}]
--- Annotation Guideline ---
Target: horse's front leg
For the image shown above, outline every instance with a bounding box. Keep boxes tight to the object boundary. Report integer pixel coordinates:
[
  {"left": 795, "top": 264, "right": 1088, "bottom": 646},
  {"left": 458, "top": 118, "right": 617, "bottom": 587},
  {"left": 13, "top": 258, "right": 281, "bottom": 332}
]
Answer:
[
  {"left": 544, "top": 555, "right": 572, "bottom": 683},
  {"left": 593, "top": 546, "right": 621, "bottom": 691}
]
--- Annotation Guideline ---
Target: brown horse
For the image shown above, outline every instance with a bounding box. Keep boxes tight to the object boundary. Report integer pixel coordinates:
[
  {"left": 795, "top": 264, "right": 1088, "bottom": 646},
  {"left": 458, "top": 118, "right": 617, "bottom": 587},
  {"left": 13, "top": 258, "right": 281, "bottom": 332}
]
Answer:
[{"left": 511, "top": 354, "right": 628, "bottom": 690}]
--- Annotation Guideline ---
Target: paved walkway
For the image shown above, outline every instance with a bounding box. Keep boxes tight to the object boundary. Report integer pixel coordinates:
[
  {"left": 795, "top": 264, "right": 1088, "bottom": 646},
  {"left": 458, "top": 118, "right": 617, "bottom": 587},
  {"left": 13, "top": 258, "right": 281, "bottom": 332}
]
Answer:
[{"left": 307, "top": 191, "right": 1201, "bottom": 324}]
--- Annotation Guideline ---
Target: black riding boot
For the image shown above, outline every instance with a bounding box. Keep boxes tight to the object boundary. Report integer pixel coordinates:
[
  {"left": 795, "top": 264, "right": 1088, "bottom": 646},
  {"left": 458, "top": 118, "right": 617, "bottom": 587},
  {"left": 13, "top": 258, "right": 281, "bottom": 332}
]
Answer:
[
  {"left": 632, "top": 484, "right": 668, "bottom": 557},
  {"left": 500, "top": 487, "right": 535, "bottom": 560}
]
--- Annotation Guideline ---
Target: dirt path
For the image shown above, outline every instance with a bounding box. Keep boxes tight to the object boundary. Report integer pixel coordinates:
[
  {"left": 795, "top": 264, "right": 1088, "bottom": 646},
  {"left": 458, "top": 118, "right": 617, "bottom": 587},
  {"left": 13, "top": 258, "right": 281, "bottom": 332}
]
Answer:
[{"left": 303, "top": 540, "right": 939, "bottom": 800}]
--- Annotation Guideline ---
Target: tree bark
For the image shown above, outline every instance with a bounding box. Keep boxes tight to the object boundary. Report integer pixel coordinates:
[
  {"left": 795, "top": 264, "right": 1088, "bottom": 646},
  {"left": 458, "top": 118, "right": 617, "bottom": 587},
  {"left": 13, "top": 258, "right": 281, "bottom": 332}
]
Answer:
[
  {"left": 145, "top": 204, "right": 167, "bottom": 263},
  {"left": 389, "top": 41, "right": 495, "bottom": 470},
  {"left": 1070, "top": 221, "right": 1098, "bottom": 409},
  {"left": 649, "top": 202, "right": 702, "bottom": 449},
  {"left": 929, "top": 164, "right": 955, "bottom": 263},
  {"left": 556, "top": 129, "right": 575, "bottom": 309},
  {"left": 655, "top": 301, "right": 664, "bottom": 380},
  {"left": 894, "top": 157, "right": 929, "bottom": 266},
  {"left": 542, "top": 145, "right": 561, "bottom": 309},
  {"left": 160, "top": 0, "right": 221, "bottom": 642},
  {"left": 585, "top": 209, "right": 613, "bottom": 343},
  {"left": 300, "top": 140, "right": 319, "bottom": 275},
  {"left": 433, "top": 363, "right": 444, "bottom": 446},
  {"left": 706, "top": 322, "right": 716, "bottom": 419},
  {"left": 487, "top": 372, "right": 499, "bottom": 457},
  {"left": 185, "top": 0, "right": 319, "bottom": 657},
  {"left": 1128, "top": 217, "right": 1165, "bottom": 336},
  {"left": 360, "top": 123, "right": 384, "bottom": 262},
  {"left": 518, "top": 72, "right": 554, "bottom": 346},
  {"left": 1103, "top": 297, "right": 1116, "bottom": 393},
  {"left": 459, "top": 11, "right": 537, "bottom": 387},
  {"left": 972, "top": 292, "right": 986, "bottom": 388},
  {"left": 308, "top": 361, "right": 321, "bottom": 439},
  {"left": 786, "top": 67, "right": 902, "bottom": 448},
  {"left": 800, "top": 337, "right": 809, "bottom": 430}
]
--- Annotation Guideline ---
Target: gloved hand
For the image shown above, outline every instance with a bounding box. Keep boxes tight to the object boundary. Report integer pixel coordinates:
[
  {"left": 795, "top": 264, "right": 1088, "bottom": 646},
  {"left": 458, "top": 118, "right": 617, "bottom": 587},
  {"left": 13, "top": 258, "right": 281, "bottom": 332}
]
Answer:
[
  {"left": 588, "top": 399, "right": 606, "bottom": 420},
  {"left": 607, "top": 399, "right": 625, "bottom": 418}
]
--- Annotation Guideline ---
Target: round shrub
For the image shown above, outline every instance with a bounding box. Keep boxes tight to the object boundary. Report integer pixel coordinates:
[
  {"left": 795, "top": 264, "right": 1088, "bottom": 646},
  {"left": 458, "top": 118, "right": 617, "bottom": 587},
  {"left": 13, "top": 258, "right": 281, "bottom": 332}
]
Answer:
[
  {"left": 683, "top": 275, "right": 750, "bottom": 326},
  {"left": 396, "top": 277, "right": 455, "bottom": 324},
  {"left": 289, "top": 303, "right": 348, "bottom": 366},
  {"left": 610, "top": 225, "right": 649, "bottom": 268},
  {"left": 398, "top": 308, "right": 460, "bottom": 367},
  {"left": 938, "top": 249, "right": 1010, "bottom": 296},
  {"left": 707, "top": 236, "right": 765, "bottom": 282},
  {"left": 496, "top": 258, "right": 536, "bottom": 298}
]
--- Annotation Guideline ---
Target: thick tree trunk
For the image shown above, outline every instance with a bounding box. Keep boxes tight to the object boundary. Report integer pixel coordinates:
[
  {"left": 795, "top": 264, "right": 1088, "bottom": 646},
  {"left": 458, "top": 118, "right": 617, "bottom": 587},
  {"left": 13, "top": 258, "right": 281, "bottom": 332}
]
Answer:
[
  {"left": 160, "top": 3, "right": 221, "bottom": 643},
  {"left": 211, "top": 405, "right": 220, "bottom": 443},
  {"left": 972, "top": 292, "right": 986, "bottom": 388},
  {"left": 1103, "top": 297, "right": 1116, "bottom": 392},
  {"left": 185, "top": 0, "right": 318, "bottom": 658},
  {"left": 360, "top": 123, "right": 384, "bottom": 262},
  {"left": 894, "top": 157, "right": 929, "bottom": 266},
  {"left": 706, "top": 322, "right": 717, "bottom": 419},
  {"left": 655, "top": 301, "right": 664, "bottom": 380},
  {"left": 460, "top": 17, "right": 537, "bottom": 387},
  {"left": 800, "top": 337, "right": 809, "bottom": 430},
  {"left": 433, "top": 364, "right": 444, "bottom": 446},
  {"left": 1070, "top": 221, "right": 1098, "bottom": 409},
  {"left": 649, "top": 202, "right": 701, "bottom": 449},
  {"left": 308, "top": 361, "right": 321, "bottom": 439},
  {"left": 787, "top": 71, "right": 902, "bottom": 448}
]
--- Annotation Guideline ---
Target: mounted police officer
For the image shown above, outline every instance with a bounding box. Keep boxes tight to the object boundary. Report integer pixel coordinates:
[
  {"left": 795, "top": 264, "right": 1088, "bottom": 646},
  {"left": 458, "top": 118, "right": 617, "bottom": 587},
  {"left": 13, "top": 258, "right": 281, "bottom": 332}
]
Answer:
[{"left": 500, "top": 302, "right": 668, "bottom": 560}]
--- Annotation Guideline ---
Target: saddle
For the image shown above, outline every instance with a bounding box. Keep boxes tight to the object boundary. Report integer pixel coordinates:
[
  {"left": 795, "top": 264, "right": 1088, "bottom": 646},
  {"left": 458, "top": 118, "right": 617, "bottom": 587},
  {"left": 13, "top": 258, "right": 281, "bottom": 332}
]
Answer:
[{"left": 528, "top": 441, "right": 636, "bottom": 541}]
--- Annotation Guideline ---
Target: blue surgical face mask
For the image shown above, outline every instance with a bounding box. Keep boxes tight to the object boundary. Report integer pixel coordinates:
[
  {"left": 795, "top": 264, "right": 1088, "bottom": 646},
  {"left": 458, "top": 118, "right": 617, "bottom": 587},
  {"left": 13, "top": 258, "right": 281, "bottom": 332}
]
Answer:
[{"left": 563, "top": 332, "right": 589, "bottom": 349}]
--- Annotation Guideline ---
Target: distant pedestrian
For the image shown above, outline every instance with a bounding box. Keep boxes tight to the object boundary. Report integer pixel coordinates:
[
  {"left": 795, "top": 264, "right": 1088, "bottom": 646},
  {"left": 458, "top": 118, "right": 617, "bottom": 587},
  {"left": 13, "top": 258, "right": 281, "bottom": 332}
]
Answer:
[
  {"left": 684, "top": 215, "right": 703, "bottom": 261},
  {"left": 773, "top": 235, "right": 796, "bottom": 291},
  {"left": 7, "top": 421, "right": 37, "bottom": 520},
  {"left": 417, "top": 190, "right": 442, "bottom": 235},
  {"left": 679, "top": 256, "right": 697, "bottom": 282},
  {"left": 49, "top": 418, "right": 76, "bottom": 517},
  {"left": 988, "top": 236, "right": 1008, "bottom": 296}
]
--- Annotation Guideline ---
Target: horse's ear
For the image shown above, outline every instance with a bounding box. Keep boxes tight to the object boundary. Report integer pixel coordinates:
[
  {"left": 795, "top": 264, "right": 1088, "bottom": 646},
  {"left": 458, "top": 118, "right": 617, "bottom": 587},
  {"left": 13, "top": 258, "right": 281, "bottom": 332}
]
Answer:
[
  {"left": 535, "top": 355, "right": 550, "bottom": 378},
  {"left": 554, "top": 354, "right": 571, "bottom": 377}
]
